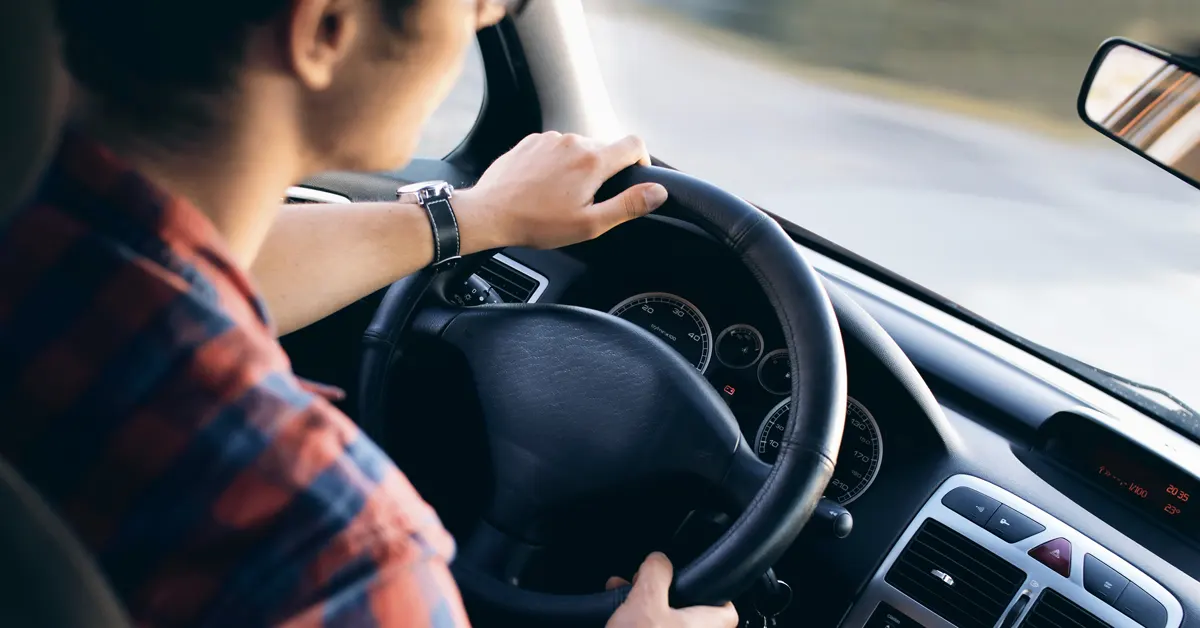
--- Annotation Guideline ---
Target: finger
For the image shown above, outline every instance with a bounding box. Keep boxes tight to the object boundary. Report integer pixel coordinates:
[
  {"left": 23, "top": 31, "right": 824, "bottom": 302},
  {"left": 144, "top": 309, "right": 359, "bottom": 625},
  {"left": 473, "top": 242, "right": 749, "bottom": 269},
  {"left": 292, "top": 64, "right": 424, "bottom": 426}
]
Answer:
[
  {"left": 627, "top": 552, "right": 673, "bottom": 605},
  {"left": 597, "top": 134, "right": 651, "bottom": 172},
  {"left": 605, "top": 576, "right": 630, "bottom": 591},
  {"left": 589, "top": 182, "right": 668, "bottom": 233},
  {"left": 678, "top": 601, "right": 739, "bottom": 628}
]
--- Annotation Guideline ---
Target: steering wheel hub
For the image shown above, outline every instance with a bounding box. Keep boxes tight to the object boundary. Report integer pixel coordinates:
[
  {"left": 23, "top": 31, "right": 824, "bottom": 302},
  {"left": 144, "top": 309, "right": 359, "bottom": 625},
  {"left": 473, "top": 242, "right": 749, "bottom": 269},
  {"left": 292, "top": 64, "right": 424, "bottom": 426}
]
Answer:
[{"left": 425, "top": 304, "right": 743, "bottom": 535}]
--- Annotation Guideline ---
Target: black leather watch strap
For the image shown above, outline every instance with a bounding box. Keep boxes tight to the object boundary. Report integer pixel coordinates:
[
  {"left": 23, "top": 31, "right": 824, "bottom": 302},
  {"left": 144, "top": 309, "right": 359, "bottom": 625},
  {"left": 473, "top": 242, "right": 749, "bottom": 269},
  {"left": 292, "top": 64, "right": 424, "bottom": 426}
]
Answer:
[
  {"left": 422, "top": 195, "right": 460, "bottom": 268},
  {"left": 400, "top": 181, "right": 462, "bottom": 271}
]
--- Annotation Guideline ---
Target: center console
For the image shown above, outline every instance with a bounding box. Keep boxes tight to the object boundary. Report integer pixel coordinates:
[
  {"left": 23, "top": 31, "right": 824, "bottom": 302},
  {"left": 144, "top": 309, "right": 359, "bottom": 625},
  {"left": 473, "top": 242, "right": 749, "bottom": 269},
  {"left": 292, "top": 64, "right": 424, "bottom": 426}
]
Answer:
[{"left": 840, "top": 476, "right": 1183, "bottom": 628}]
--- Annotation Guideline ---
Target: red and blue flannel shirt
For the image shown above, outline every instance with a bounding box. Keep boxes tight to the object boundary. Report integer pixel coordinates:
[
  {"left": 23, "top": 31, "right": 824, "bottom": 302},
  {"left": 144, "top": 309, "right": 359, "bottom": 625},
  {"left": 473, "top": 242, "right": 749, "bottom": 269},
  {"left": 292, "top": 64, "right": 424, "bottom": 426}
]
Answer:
[{"left": 0, "top": 130, "right": 470, "bottom": 628}]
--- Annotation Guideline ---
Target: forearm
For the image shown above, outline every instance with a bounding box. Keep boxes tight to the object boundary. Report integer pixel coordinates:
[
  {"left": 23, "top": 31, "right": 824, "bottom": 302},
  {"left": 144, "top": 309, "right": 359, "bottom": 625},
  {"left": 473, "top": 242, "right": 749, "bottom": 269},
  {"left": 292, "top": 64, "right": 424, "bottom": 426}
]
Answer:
[{"left": 252, "top": 194, "right": 498, "bottom": 336}]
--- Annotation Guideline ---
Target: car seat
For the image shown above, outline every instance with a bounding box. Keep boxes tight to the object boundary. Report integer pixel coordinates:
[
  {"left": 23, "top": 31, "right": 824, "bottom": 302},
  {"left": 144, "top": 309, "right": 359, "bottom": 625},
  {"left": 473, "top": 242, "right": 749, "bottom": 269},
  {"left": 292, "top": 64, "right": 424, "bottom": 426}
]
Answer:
[{"left": 0, "top": 2, "right": 132, "bottom": 626}]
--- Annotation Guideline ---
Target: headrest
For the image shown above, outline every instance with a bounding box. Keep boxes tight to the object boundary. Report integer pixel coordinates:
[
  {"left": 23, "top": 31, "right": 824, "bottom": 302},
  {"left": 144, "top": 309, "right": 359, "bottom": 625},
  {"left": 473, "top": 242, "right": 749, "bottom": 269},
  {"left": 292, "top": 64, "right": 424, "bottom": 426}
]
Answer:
[{"left": 0, "top": 1, "right": 69, "bottom": 220}]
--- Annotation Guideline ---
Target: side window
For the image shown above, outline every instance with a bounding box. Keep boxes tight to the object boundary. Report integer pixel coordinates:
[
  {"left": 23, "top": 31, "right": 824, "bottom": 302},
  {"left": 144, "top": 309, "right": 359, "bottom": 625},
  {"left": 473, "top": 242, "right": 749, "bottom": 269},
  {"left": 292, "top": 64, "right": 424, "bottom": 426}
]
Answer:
[{"left": 414, "top": 40, "right": 485, "bottom": 159}]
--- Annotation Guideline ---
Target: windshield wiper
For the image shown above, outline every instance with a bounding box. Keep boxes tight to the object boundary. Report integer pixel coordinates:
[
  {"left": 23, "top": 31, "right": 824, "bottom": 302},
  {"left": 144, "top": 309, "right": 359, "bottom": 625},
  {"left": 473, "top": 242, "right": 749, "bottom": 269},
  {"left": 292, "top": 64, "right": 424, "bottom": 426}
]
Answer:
[{"left": 1036, "top": 346, "right": 1199, "bottom": 423}]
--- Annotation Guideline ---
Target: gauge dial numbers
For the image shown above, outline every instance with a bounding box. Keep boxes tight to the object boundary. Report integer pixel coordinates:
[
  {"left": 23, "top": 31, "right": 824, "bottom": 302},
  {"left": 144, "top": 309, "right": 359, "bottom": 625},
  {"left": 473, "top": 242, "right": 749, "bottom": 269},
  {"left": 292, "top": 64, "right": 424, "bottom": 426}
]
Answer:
[
  {"left": 608, "top": 292, "right": 713, "bottom": 372},
  {"left": 715, "top": 324, "right": 764, "bottom": 369},
  {"left": 755, "top": 396, "right": 883, "bottom": 505}
]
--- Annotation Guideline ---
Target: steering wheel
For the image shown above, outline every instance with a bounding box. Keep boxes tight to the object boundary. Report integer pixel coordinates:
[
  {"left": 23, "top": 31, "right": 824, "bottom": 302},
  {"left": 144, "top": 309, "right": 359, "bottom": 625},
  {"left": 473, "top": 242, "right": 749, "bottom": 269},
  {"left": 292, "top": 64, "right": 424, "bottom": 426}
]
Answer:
[{"left": 358, "top": 166, "right": 847, "bottom": 625}]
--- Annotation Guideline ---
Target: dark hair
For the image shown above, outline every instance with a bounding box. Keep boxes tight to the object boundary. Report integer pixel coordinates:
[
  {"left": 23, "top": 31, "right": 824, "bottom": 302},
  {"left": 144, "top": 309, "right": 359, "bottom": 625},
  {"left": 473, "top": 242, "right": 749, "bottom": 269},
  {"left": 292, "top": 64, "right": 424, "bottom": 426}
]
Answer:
[{"left": 54, "top": 0, "right": 416, "bottom": 139}]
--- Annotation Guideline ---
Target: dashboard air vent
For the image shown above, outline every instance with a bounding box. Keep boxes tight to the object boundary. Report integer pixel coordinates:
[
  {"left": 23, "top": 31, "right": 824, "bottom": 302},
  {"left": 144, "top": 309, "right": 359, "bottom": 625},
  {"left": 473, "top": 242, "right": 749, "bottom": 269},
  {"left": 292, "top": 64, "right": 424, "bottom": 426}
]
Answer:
[
  {"left": 478, "top": 256, "right": 544, "bottom": 303},
  {"left": 885, "top": 518, "right": 1026, "bottom": 628},
  {"left": 1021, "top": 589, "right": 1112, "bottom": 628}
]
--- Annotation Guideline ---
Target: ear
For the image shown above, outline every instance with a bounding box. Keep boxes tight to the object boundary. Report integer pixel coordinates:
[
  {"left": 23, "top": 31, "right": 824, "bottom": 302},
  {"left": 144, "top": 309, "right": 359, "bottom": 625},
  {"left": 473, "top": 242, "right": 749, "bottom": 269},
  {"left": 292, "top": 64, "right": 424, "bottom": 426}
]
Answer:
[
  {"left": 287, "top": 0, "right": 360, "bottom": 90},
  {"left": 476, "top": 3, "right": 507, "bottom": 30}
]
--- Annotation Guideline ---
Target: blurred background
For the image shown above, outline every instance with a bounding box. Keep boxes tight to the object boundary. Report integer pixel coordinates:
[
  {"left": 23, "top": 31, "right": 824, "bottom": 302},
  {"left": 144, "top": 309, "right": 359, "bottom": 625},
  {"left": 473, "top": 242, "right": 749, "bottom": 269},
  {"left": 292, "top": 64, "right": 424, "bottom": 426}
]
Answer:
[{"left": 420, "top": 1, "right": 1200, "bottom": 413}]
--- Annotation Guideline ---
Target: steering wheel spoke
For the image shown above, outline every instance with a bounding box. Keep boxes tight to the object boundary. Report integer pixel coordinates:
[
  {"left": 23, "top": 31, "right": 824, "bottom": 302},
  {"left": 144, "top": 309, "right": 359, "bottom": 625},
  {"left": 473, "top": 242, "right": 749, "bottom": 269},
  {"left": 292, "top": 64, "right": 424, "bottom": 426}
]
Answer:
[
  {"left": 715, "top": 440, "right": 774, "bottom": 511},
  {"left": 456, "top": 518, "right": 542, "bottom": 586}
]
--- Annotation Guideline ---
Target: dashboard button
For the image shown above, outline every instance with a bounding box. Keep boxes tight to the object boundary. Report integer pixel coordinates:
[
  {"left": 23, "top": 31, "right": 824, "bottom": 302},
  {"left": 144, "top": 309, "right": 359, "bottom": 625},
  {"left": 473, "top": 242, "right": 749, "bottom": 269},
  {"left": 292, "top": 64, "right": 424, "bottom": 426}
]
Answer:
[
  {"left": 1083, "top": 554, "right": 1128, "bottom": 605},
  {"left": 1115, "top": 583, "right": 1168, "bottom": 628},
  {"left": 941, "top": 487, "right": 1001, "bottom": 526},
  {"left": 1028, "top": 537, "right": 1072, "bottom": 577},
  {"left": 985, "top": 505, "right": 1045, "bottom": 543},
  {"left": 865, "top": 602, "right": 921, "bottom": 628}
]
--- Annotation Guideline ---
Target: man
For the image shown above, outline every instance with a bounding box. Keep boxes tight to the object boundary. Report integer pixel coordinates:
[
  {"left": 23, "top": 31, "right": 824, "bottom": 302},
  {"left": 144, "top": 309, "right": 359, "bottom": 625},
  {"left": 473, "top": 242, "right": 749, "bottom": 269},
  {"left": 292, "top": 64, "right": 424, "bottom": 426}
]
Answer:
[{"left": 0, "top": 0, "right": 738, "bottom": 626}]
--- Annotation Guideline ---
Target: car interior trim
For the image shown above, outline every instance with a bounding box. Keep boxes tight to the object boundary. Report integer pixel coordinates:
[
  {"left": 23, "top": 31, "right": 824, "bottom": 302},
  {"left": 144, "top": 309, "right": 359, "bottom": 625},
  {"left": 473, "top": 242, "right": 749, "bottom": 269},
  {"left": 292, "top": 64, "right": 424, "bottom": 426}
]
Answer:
[
  {"left": 803, "top": 246, "right": 1200, "bottom": 479},
  {"left": 510, "top": 0, "right": 622, "bottom": 141},
  {"left": 284, "top": 186, "right": 352, "bottom": 204},
  {"left": 489, "top": 253, "right": 550, "bottom": 303},
  {"left": 841, "top": 474, "right": 1184, "bottom": 628}
]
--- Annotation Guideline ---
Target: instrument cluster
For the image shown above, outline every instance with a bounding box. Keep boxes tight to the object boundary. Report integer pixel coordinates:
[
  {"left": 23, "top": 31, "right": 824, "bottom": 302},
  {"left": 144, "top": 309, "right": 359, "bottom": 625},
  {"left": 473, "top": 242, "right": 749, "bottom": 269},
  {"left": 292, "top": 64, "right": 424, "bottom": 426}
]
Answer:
[{"left": 609, "top": 290, "right": 884, "bottom": 506}]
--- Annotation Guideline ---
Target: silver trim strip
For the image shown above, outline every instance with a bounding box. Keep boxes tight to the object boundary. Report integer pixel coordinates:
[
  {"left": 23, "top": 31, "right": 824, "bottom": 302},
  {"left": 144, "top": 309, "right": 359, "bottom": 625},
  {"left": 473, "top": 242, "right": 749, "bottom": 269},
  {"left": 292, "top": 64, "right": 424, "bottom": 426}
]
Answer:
[
  {"left": 841, "top": 475, "right": 1183, "bottom": 628},
  {"left": 284, "top": 186, "right": 353, "bottom": 204},
  {"left": 490, "top": 253, "right": 550, "bottom": 304}
]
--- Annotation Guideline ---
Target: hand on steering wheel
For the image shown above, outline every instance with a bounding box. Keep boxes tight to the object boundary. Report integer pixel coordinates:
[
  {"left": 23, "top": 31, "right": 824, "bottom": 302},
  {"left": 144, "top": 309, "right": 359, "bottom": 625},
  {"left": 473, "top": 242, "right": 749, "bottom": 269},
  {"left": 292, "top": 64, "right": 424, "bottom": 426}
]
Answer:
[
  {"left": 606, "top": 553, "right": 739, "bottom": 628},
  {"left": 451, "top": 132, "right": 670, "bottom": 253}
]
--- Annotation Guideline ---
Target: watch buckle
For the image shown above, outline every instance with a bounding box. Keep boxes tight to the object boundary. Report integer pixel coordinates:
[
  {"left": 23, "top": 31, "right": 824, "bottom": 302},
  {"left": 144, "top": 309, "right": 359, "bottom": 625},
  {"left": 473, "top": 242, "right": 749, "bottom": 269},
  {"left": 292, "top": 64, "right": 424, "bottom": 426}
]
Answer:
[{"left": 432, "top": 255, "right": 462, "bottom": 271}]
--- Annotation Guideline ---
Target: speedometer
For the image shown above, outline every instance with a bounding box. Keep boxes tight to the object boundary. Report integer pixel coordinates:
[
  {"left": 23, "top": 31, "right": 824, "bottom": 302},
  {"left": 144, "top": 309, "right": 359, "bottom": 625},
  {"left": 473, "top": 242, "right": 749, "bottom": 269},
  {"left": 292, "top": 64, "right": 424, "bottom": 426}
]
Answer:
[
  {"left": 609, "top": 292, "right": 713, "bottom": 372},
  {"left": 755, "top": 396, "right": 883, "bottom": 505}
]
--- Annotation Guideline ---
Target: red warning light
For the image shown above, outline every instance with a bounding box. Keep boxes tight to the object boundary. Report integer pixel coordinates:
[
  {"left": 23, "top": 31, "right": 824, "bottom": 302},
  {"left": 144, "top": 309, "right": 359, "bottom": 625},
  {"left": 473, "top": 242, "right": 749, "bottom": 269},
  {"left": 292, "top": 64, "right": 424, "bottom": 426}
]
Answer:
[{"left": 723, "top": 385, "right": 736, "bottom": 396}]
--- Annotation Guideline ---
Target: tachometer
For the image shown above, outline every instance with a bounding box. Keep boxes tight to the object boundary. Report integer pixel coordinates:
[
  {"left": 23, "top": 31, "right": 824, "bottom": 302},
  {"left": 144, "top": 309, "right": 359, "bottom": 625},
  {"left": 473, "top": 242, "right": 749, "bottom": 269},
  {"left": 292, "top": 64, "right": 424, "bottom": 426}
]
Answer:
[
  {"left": 755, "top": 396, "right": 883, "bottom": 505},
  {"left": 609, "top": 292, "right": 713, "bottom": 372}
]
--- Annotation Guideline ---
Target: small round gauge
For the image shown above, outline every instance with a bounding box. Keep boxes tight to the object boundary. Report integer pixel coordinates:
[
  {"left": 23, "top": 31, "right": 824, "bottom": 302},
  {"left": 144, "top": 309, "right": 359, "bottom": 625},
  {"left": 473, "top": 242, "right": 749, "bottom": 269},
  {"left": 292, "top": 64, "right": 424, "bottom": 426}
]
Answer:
[
  {"left": 755, "top": 396, "right": 883, "bottom": 505},
  {"left": 757, "top": 349, "right": 791, "bottom": 395},
  {"left": 715, "top": 324, "right": 764, "bottom": 369},
  {"left": 608, "top": 292, "right": 713, "bottom": 372}
]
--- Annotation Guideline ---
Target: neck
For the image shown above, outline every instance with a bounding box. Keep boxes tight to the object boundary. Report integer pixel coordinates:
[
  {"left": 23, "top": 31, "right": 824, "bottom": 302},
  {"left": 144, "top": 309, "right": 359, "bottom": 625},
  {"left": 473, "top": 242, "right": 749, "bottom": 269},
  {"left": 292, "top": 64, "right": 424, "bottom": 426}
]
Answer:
[{"left": 80, "top": 93, "right": 305, "bottom": 268}]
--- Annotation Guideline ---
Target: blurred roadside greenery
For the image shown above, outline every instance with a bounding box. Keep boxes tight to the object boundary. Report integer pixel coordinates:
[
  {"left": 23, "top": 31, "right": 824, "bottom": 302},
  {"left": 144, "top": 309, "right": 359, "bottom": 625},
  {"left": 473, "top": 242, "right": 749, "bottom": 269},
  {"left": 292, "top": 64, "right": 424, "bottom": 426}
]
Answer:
[{"left": 640, "top": 0, "right": 1200, "bottom": 122}]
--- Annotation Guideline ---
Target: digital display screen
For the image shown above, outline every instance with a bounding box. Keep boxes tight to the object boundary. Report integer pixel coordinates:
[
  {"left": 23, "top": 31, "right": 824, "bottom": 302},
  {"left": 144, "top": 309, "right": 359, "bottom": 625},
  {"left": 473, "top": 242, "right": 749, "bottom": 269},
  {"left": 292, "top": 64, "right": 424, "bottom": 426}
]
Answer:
[
  {"left": 1044, "top": 420, "right": 1199, "bottom": 540},
  {"left": 1084, "top": 444, "right": 1196, "bottom": 528}
]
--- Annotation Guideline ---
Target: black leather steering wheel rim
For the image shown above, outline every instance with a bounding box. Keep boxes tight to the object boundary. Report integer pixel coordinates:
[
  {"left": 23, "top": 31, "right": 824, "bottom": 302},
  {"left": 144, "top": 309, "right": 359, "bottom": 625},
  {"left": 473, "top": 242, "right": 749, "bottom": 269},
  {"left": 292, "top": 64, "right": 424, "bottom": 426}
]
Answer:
[{"left": 359, "top": 166, "right": 847, "bottom": 625}]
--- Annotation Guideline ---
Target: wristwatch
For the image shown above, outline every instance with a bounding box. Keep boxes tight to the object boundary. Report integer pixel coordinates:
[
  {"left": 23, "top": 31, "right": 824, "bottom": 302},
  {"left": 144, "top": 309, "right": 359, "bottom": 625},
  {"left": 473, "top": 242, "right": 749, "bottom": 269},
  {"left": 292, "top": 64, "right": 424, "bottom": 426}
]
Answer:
[{"left": 397, "top": 180, "right": 461, "bottom": 271}]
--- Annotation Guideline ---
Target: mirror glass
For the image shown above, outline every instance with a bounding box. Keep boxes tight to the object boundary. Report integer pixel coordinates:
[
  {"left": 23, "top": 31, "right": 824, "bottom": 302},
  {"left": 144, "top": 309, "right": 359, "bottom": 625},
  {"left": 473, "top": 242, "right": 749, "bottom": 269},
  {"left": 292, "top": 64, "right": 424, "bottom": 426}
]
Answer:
[{"left": 1081, "top": 40, "right": 1200, "bottom": 189}]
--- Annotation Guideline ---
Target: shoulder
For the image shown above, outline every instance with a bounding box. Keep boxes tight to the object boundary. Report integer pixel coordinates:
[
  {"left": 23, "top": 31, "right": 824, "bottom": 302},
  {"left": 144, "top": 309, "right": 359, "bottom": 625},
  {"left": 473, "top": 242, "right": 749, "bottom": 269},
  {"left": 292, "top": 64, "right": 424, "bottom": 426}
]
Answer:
[{"left": 130, "top": 386, "right": 458, "bottom": 627}]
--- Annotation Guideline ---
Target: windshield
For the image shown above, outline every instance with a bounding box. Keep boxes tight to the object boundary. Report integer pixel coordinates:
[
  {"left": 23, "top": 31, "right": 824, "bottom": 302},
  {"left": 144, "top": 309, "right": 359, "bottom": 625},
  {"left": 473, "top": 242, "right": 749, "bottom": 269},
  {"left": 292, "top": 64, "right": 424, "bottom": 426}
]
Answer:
[{"left": 581, "top": 1, "right": 1200, "bottom": 414}]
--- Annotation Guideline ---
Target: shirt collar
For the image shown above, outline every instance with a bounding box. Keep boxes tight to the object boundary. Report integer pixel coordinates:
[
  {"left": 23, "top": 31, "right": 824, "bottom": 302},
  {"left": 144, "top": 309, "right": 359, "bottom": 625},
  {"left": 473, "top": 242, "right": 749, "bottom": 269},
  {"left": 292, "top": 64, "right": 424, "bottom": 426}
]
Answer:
[{"left": 51, "top": 127, "right": 274, "bottom": 331}]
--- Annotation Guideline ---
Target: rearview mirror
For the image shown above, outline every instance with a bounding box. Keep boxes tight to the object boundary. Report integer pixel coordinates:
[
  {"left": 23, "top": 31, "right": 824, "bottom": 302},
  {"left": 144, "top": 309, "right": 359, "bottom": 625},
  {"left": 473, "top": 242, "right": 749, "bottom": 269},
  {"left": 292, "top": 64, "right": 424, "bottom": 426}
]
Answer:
[{"left": 1080, "top": 38, "right": 1200, "bottom": 191}]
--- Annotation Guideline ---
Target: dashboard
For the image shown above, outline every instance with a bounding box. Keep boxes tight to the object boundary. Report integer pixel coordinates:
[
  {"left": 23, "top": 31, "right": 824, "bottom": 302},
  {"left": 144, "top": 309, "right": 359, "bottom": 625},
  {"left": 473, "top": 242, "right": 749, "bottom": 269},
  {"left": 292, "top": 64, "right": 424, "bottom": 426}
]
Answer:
[
  {"left": 484, "top": 214, "right": 1200, "bottom": 628},
  {"left": 280, "top": 177, "right": 1200, "bottom": 628}
]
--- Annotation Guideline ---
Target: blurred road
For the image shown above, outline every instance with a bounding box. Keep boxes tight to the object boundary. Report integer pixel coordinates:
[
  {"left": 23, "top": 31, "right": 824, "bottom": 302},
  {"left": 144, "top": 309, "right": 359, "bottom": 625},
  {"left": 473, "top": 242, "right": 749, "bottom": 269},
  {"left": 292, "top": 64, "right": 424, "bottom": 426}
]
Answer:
[{"left": 420, "top": 8, "right": 1200, "bottom": 408}]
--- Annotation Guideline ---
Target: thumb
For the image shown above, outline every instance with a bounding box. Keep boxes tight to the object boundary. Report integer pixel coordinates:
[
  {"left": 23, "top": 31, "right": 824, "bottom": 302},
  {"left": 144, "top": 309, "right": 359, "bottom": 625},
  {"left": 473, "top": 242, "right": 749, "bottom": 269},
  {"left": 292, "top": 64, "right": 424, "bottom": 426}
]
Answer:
[
  {"left": 605, "top": 576, "right": 630, "bottom": 591},
  {"left": 627, "top": 552, "right": 674, "bottom": 605},
  {"left": 591, "top": 183, "right": 669, "bottom": 227}
]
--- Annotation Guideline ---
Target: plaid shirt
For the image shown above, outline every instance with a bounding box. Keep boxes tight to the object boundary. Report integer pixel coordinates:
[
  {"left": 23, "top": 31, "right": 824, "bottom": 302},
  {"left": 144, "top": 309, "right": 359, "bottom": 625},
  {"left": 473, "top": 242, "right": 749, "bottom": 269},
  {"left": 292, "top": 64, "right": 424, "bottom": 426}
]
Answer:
[{"left": 0, "top": 130, "right": 469, "bottom": 628}]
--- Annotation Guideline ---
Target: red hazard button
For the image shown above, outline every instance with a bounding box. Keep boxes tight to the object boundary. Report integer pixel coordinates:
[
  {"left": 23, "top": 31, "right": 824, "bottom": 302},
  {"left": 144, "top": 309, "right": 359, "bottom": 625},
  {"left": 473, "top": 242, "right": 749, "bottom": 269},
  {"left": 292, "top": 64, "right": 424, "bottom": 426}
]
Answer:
[{"left": 1029, "top": 537, "right": 1072, "bottom": 577}]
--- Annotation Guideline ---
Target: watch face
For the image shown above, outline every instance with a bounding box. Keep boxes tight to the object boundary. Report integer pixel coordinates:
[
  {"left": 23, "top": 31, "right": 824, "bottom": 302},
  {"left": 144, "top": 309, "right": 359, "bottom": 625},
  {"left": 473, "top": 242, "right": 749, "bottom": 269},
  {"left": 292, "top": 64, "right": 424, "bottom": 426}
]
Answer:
[
  {"left": 398, "top": 180, "right": 449, "bottom": 193},
  {"left": 397, "top": 180, "right": 454, "bottom": 202}
]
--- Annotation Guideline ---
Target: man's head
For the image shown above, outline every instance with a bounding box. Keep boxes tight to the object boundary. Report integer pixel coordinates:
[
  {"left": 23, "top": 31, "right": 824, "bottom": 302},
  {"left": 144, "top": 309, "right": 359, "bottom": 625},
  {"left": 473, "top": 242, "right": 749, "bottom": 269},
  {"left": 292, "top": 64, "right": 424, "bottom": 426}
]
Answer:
[{"left": 55, "top": 0, "right": 507, "bottom": 173}]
